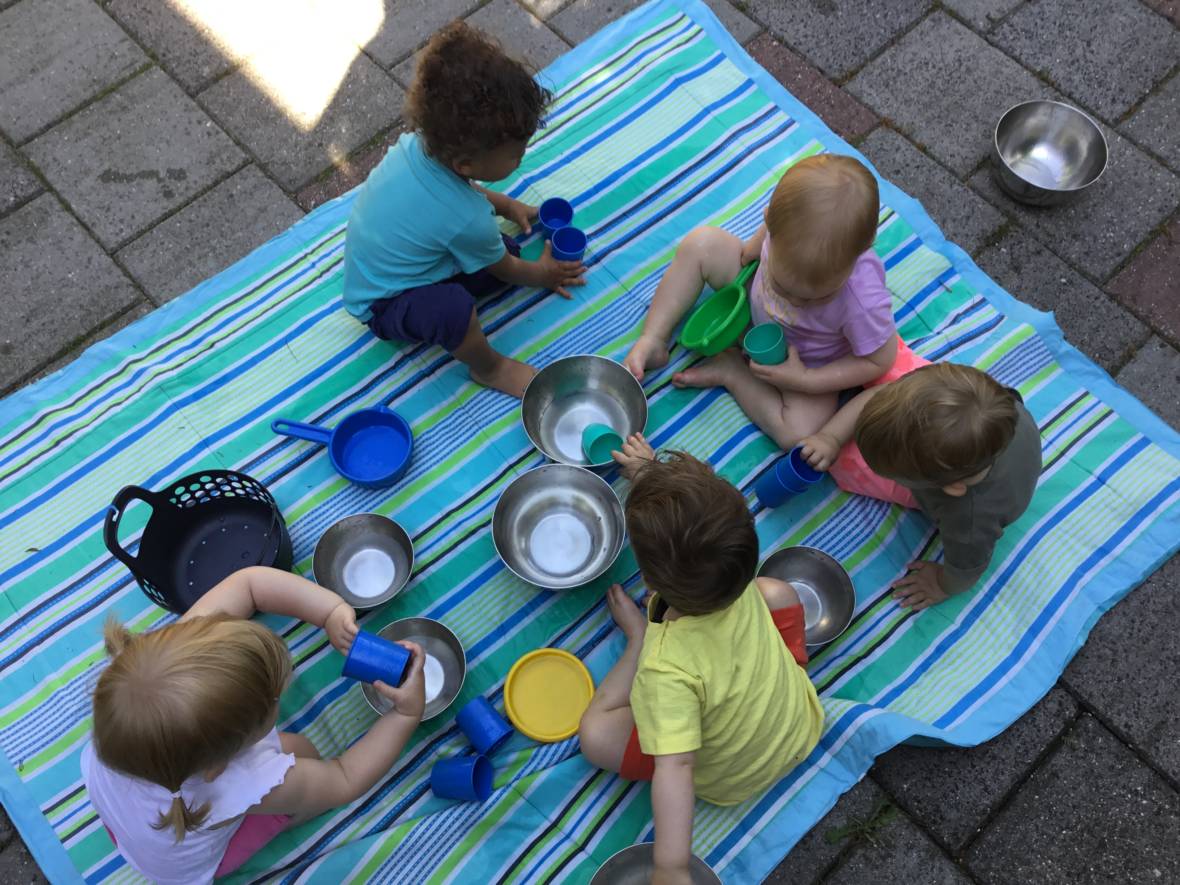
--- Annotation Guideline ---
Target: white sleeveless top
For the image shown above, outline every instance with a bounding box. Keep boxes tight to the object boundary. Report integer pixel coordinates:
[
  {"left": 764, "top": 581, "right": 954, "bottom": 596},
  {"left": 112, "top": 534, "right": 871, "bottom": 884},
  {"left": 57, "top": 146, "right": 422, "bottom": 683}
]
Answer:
[{"left": 81, "top": 728, "right": 295, "bottom": 884}]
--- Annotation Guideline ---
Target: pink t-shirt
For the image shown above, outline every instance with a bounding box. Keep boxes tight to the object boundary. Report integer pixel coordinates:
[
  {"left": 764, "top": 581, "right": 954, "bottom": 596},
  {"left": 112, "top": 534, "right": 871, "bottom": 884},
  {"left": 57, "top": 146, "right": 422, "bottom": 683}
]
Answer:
[{"left": 748, "top": 239, "right": 895, "bottom": 367}]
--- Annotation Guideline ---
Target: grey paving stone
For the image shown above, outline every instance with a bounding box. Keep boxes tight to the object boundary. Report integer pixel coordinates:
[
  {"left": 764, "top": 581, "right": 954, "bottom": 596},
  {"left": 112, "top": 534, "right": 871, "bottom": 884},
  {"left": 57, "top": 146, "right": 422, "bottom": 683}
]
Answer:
[
  {"left": 974, "top": 230, "right": 1150, "bottom": 373},
  {"left": 1111, "top": 338, "right": 1180, "bottom": 433},
  {"left": 0, "top": 195, "right": 140, "bottom": 392},
  {"left": 0, "top": 140, "right": 39, "bottom": 215},
  {"left": 739, "top": 0, "right": 931, "bottom": 79},
  {"left": 1065, "top": 556, "right": 1180, "bottom": 782},
  {"left": 116, "top": 165, "right": 303, "bottom": 305},
  {"left": 26, "top": 68, "right": 243, "bottom": 249},
  {"left": 1123, "top": 73, "right": 1180, "bottom": 173},
  {"left": 993, "top": 0, "right": 1180, "bottom": 122},
  {"left": 965, "top": 714, "right": 1180, "bottom": 884},
  {"left": 847, "top": 12, "right": 1050, "bottom": 178},
  {"left": 764, "top": 778, "right": 885, "bottom": 884},
  {"left": 310, "top": 0, "right": 482, "bottom": 69},
  {"left": 824, "top": 804, "right": 971, "bottom": 885},
  {"left": 860, "top": 127, "right": 1004, "bottom": 254},
  {"left": 551, "top": 0, "right": 762, "bottom": 47},
  {"left": 106, "top": 0, "right": 244, "bottom": 93},
  {"left": 941, "top": 0, "right": 1024, "bottom": 30},
  {"left": 199, "top": 48, "right": 402, "bottom": 191},
  {"left": 0, "top": 804, "right": 11, "bottom": 848},
  {"left": 27, "top": 298, "right": 151, "bottom": 389},
  {"left": 0, "top": 0, "right": 146, "bottom": 143},
  {"left": 0, "top": 836, "right": 48, "bottom": 884},
  {"left": 517, "top": 0, "right": 572, "bottom": 19},
  {"left": 871, "top": 687, "right": 1077, "bottom": 851},
  {"left": 969, "top": 129, "right": 1180, "bottom": 280},
  {"left": 468, "top": 0, "right": 569, "bottom": 73}
]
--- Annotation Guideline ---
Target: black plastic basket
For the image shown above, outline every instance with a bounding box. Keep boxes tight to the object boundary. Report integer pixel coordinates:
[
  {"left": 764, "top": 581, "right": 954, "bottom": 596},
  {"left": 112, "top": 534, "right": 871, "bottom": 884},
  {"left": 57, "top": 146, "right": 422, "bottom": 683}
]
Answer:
[{"left": 103, "top": 470, "right": 293, "bottom": 614}]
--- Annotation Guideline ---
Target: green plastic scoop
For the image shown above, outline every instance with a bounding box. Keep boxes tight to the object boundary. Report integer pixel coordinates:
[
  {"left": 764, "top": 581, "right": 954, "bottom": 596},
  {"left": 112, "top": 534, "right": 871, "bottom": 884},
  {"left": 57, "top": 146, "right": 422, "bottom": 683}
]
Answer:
[{"left": 679, "top": 261, "right": 760, "bottom": 356}]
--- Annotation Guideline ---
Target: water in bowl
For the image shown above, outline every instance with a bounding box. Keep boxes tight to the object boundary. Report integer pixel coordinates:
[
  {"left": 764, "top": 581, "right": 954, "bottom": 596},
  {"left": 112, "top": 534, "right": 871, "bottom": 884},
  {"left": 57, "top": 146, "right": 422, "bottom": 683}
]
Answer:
[
  {"left": 791, "top": 579, "right": 824, "bottom": 634},
  {"left": 423, "top": 653, "right": 445, "bottom": 704},
  {"left": 543, "top": 390, "right": 631, "bottom": 464},
  {"left": 529, "top": 510, "right": 593, "bottom": 578},
  {"left": 343, "top": 547, "right": 396, "bottom": 599}
]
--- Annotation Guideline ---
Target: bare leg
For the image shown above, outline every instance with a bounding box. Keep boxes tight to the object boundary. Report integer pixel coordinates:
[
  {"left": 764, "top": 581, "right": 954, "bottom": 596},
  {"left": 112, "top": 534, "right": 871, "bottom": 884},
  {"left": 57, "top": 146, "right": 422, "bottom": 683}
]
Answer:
[
  {"left": 452, "top": 308, "right": 537, "bottom": 398},
  {"left": 755, "top": 576, "right": 801, "bottom": 610},
  {"left": 579, "top": 585, "right": 647, "bottom": 773},
  {"left": 623, "top": 227, "right": 745, "bottom": 381},
  {"left": 674, "top": 351, "right": 838, "bottom": 449}
]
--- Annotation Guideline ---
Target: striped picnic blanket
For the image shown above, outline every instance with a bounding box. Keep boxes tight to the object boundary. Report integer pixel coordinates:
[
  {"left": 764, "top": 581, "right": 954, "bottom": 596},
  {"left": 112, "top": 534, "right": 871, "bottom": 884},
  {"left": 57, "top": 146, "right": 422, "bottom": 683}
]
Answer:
[{"left": 2, "top": 1, "right": 1178, "bottom": 882}]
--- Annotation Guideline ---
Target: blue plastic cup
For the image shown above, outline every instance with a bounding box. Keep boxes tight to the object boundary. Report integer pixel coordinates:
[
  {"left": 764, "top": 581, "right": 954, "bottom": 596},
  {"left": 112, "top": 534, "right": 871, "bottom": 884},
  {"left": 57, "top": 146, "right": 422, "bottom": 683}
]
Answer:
[
  {"left": 551, "top": 226, "right": 587, "bottom": 263},
  {"left": 538, "top": 198, "right": 573, "bottom": 238},
  {"left": 754, "top": 447, "right": 823, "bottom": 509},
  {"left": 581, "top": 422, "right": 624, "bottom": 464},
  {"left": 341, "top": 631, "right": 411, "bottom": 686},
  {"left": 743, "top": 323, "right": 787, "bottom": 365},
  {"left": 456, "top": 697, "right": 515, "bottom": 755},
  {"left": 431, "top": 754, "right": 493, "bottom": 801}
]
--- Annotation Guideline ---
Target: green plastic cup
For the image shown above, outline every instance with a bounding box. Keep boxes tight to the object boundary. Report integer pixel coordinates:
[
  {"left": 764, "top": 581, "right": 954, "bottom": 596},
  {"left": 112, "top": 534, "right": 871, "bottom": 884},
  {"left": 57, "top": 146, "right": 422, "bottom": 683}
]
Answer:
[
  {"left": 743, "top": 323, "right": 787, "bottom": 364},
  {"left": 581, "top": 423, "right": 623, "bottom": 464}
]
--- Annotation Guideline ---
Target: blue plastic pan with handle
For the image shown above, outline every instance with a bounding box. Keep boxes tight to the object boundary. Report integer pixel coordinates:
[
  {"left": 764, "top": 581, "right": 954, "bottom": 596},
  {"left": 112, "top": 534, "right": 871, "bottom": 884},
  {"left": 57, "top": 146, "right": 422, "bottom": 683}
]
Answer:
[{"left": 271, "top": 406, "right": 413, "bottom": 488}]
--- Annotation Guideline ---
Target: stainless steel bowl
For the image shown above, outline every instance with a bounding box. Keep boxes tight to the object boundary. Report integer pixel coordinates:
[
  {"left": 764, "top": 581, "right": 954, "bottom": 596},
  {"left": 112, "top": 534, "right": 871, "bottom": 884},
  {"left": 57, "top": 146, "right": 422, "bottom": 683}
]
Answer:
[
  {"left": 757, "top": 546, "right": 855, "bottom": 648},
  {"left": 361, "top": 617, "right": 465, "bottom": 720},
  {"left": 313, "top": 513, "right": 414, "bottom": 609},
  {"left": 992, "top": 99, "right": 1108, "bottom": 206},
  {"left": 590, "top": 844, "right": 720, "bottom": 885},
  {"left": 521, "top": 355, "right": 648, "bottom": 467},
  {"left": 492, "top": 464, "right": 625, "bottom": 590}
]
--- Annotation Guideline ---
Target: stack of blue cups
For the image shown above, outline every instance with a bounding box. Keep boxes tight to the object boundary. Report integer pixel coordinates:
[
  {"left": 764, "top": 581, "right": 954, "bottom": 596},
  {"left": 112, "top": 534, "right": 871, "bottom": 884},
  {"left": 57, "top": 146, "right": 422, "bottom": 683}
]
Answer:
[
  {"left": 754, "top": 446, "right": 824, "bottom": 509},
  {"left": 430, "top": 696, "right": 516, "bottom": 802},
  {"left": 538, "top": 197, "right": 588, "bottom": 263}
]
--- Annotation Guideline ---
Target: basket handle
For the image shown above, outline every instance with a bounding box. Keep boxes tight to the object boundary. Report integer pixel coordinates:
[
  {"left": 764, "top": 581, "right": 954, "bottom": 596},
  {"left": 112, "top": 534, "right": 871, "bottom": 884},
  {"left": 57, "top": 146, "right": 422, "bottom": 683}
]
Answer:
[
  {"left": 103, "top": 485, "right": 157, "bottom": 578},
  {"left": 271, "top": 418, "right": 332, "bottom": 447}
]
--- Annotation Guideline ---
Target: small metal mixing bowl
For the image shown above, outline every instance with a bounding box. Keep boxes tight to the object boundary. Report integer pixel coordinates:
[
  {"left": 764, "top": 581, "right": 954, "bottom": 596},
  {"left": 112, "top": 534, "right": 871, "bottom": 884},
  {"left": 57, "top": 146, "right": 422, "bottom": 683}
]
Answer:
[
  {"left": 492, "top": 464, "right": 625, "bottom": 590},
  {"left": 590, "top": 844, "right": 720, "bottom": 885},
  {"left": 757, "top": 546, "right": 856, "bottom": 648},
  {"left": 521, "top": 355, "right": 648, "bottom": 468},
  {"left": 313, "top": 513, "right": 414, "bottom": 609},
  {"left": 992, "top": 99, "right": 1108, "bottom": 206},
  {"left": 361, "top": 617, "right": 465, "bottom": 720}
]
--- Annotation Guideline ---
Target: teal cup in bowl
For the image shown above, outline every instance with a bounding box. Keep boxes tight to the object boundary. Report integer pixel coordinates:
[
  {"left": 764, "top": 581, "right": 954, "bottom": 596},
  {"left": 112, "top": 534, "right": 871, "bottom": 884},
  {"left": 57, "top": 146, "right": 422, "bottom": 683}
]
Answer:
[
  {"left": 743, "top": 323, "right": 787, "bottom": 364},
  {"left": 581, "top": 423, "right": 623, "bottom": 464}
]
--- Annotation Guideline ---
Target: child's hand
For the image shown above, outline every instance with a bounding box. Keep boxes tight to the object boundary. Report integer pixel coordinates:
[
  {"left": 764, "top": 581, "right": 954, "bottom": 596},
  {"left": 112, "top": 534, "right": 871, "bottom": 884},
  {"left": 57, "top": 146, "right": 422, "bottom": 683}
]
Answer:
[
  {"left": 799, "top": 431, "right": 842, "bottom": 472},
  {"left": 325, "top": 602, "right": 359, "bottom": 654},
  {"left": 747, "top": 345, "right": 809, "bottom": 391},
  {"left": 372, "top": 641, "right": 427, "bottom": 720},
  {"left": 606, "top": 583, "right": 647, "bottom": 644},
  {"left": 538, "top": 240, "right": 586, "bottom": 299},
  {"left": 501, "top": 197, "right": 537, "bottom": 235},
  {"left": 611, "top": 431, "right": 656, "bottom": 481},
  {"left": 740, "top": 237, "right": 761, "bottom": 267},
  {"left": 892, "top": 561, "right": 948, "bottom": 611}
]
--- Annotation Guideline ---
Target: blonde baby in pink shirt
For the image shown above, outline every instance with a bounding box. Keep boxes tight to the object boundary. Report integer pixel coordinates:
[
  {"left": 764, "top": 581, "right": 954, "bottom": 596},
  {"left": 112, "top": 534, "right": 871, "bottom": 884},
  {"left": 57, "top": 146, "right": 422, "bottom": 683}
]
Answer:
[{"left": 625, "top": 154, "right": 916, "bottom": 449}]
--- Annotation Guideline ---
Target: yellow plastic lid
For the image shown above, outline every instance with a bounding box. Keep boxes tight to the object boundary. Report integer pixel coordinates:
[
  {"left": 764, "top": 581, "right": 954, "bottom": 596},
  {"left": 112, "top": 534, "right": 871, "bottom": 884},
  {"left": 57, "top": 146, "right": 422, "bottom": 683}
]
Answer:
[{"left": 504, "top": 648, "right": 595, "bottom": 743}]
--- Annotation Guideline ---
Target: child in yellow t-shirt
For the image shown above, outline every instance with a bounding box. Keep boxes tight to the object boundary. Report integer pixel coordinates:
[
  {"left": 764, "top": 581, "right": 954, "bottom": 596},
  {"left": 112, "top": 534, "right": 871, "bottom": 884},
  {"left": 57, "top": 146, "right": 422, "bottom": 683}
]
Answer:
[{"left": 578, "top": 435, "right": 824, "bottom": 885}]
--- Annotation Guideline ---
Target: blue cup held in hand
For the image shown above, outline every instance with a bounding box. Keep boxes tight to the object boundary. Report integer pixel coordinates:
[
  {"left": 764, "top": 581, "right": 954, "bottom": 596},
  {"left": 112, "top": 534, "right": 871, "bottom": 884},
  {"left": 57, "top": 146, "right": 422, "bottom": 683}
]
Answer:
[
  {"left": 456, "top": 697, "right": 515, "bottom": 755},
  {"left": 551, "top": 226, "right": 587, "bottom": 263},
  {"left": 754, "top": 447, "right": 823, "bottom": 509},
  {"left": 341, "top": 631, "right": 411, "bottom": 686},
  {"left": 431, "top": 754, "right": 494, "bottom": 801},
  {"left": 538, "top": 198, "right": 573, "bottom": 238}
]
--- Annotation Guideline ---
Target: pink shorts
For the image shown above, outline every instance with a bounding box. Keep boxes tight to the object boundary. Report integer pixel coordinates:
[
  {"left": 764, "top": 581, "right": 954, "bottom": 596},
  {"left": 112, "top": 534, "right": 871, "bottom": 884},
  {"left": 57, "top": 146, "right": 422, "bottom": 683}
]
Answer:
[
  {"left": 103, "top": 813, "right": 290, "bottom": 877},
  {"left": 827, "top": 338, "right": 930, "bottom": 509}
]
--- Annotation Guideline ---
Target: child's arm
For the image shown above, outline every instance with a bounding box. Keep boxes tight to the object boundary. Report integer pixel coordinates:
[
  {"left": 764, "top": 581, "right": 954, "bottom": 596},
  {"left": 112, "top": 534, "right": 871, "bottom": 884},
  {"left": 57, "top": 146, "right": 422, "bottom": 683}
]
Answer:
[
  {"left": 485, "top": 243, "right": 586, "bottom": 299},
  {"left": 797, "top": 386, "right": 883, "bottom": 470},
  {"left": 749, "top": 336, "right": 897, "bottom": 395},
  {"left": 251, "top": 643, "right": 427, "bottom": 817},
  {"left": 473, "top": 184, "right": 535, "bottom": 235},
  {"left": 651, "top": 752, "right": 697, "bottom": 885},
  {"left": 740, "top": 225, "right": 766, "bottom": 266},
  {"left": 183, "top": 567, "right": 357, "bottom": 652}
]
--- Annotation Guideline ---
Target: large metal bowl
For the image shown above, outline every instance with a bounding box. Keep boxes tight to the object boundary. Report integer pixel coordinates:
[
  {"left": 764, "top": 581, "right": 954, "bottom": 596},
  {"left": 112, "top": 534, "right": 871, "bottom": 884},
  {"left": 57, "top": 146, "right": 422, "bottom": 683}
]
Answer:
[
  {"left": 590, "top": 844, "right": 720, "bottom": 885},
  {"left": 757, "top": 546, "right": 855, "bottom": 648},
  {"left": 313, "top": 513, "right": 414, "bottom": 609},
  {"left": 521, "top": 355, "right": 647, "bottom": 468},
  {"left": 992, "top": 99, "right": 1108, "bottom": 206},
  {"left": 361, "top": 617, "right": 465, "bottom": 720},
  {"left": 492, "top": 464, "right": 625, "bottom": 590}
]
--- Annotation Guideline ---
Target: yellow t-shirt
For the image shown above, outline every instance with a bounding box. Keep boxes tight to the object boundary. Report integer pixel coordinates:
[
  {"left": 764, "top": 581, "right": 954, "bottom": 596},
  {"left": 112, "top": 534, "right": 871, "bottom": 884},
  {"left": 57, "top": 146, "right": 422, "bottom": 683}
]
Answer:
[{"left": 630, "top": 581, "right": 825, "bottom": 805}]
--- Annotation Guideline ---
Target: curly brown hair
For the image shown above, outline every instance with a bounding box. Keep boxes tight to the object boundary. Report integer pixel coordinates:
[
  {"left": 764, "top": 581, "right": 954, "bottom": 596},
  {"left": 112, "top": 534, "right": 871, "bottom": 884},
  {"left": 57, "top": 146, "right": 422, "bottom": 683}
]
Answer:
[
  {"left": 625, "top": 452, "right": 758, "bottom": 616},
  {"left": 404, "top": 21, "right": 551, "bottom": 168}
]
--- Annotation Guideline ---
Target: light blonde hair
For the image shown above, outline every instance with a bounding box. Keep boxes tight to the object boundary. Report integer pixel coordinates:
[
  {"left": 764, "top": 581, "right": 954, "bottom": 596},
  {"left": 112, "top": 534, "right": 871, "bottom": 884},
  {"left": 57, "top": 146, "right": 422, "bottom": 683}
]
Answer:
[
  {"left": 855, "top": 363, "right": 1020, "bottom": 486},
  {"left": 765, "top": 154, "right": 879, "bottom": 288},
  {"left": 92, "top": 615, "right": 291, "bottom": 841}
]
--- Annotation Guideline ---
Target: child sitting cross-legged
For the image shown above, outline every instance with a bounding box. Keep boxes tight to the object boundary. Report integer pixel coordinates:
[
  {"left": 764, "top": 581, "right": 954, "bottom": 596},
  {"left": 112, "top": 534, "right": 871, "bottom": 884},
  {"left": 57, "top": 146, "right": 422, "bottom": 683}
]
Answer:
[{"left": 578, "top": 434, "right": 824, "bottom": 885}]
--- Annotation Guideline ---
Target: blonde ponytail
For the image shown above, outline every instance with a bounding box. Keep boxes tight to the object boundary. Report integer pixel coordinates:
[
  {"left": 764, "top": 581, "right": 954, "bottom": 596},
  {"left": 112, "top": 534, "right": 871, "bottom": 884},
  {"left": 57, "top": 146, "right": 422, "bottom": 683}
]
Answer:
[{"left": 154, "top": 794, "right": 212, "bottom": 842}]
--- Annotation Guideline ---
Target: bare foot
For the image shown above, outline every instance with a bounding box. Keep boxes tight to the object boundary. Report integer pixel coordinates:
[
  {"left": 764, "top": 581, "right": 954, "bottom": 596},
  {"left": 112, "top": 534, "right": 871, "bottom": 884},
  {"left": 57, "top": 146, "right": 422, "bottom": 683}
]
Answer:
[
  {"left": 469, "top": 356, "right": 537, "bottom": 398},
  {"left": 622, "top": 333, "right": 669, "bottom": 381},
  {"left": 611, "top": 432, "right": 656, "bottom": 481},
  {"left": 671, "top": 349, "right": 744, "bottom": 389}
]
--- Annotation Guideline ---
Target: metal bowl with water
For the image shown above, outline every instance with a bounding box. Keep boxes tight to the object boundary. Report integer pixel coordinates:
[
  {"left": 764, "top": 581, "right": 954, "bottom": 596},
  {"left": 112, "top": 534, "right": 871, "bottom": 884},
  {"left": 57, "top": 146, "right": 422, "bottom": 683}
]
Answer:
[
  {"left": 521, "top": 355, "right": 648, "bottom": 468},
  {"left": 361, "top": 617, "right": 465, "bottom": 720},
  {"left": 757, "top": 546, "right": 856, "bottom": 648},
  {"left": 992, "top": 99, "right": 1108, "bottom": 206},
  {"left": 590, "top": 844, "right": 720, "bottom": 885},
  {"left": 313, "top": 513, "right": 414, "bottom": 609},
  {"left": 492, "top": 464, "right": 625, "bottom": 590}
]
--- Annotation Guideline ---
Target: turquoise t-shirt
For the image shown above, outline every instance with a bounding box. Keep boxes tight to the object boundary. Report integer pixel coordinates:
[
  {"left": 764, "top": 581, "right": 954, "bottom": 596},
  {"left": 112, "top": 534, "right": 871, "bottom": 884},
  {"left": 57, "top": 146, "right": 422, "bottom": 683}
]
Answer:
[{"left": 342, "top": 133, "right": 507, "bottom": 320}]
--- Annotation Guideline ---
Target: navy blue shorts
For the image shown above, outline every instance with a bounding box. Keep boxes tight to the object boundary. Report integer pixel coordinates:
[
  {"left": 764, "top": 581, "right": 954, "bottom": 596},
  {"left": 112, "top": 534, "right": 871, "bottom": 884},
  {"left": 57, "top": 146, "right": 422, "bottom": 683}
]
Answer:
[{"left": 367, "top": 234, "right": 520, "bottom": 351}]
